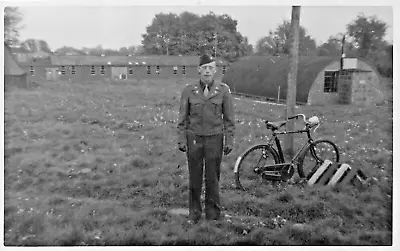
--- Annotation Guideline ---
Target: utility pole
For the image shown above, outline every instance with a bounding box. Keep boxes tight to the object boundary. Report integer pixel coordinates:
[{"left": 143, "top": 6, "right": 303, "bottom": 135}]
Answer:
[{"left": 284, "top": 6, "right": 301, "bottom": 158}]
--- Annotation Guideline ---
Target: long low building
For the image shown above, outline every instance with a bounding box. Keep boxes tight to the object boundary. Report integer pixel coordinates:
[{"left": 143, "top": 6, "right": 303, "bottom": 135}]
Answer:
[{"left": 17, "top": 55, "right": 229, "bottom": 82}]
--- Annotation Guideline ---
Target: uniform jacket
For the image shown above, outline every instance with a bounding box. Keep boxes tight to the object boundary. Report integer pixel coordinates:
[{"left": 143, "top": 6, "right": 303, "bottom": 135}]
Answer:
[{"left": 177, "top": 80, "right": 235, "bottom": 147}]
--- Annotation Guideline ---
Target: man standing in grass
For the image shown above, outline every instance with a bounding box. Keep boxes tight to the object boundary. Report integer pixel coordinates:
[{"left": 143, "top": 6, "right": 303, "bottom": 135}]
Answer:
[{"left": 177, "top": 54, "right": 235, "bottom": 224}]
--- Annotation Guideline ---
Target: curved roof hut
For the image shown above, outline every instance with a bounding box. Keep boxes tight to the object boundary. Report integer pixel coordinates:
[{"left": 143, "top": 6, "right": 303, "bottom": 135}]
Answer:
[{"left": 223, "top": 56, "right": 383, "bottom": 106}]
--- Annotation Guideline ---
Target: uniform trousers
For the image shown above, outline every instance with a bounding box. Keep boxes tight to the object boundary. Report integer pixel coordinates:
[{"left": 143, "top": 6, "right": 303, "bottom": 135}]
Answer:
[{"left": 186, "top": 132, "right": 224, "bottom": 221}]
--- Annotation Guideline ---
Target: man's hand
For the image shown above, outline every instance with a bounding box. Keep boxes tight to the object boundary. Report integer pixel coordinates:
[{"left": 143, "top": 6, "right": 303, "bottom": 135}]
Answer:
[
  {"left": 178, "top": 142, "right": 187, "bottom": 153},
  {"left": 223, "top": 145, "right": 233, "bottom": 156}
]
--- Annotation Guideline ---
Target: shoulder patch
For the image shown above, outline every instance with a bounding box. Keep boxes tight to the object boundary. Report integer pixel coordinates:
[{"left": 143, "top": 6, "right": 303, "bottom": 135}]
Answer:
[
  {"left": 181, "top": 84, "right": 192, "bottom": 94},
  {"left": 184, "top": 83, "right": 195, "bottom": 89},
  {"left": 220, "top": 82, "right": 231, "bottom": 93}
]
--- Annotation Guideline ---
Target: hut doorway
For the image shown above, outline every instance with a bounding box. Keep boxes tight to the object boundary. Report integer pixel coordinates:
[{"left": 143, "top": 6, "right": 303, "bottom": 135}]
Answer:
[
  {"left": 46, "top": 68, "right": 60, "bottom": 81},
  {"left": 112, "top": 67, "right": 128, "bottom": 80}
]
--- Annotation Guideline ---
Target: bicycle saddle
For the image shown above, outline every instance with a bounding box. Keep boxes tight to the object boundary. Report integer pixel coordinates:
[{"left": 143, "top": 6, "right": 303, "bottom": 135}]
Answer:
[{"left": 266, "top": 120, "right": 287, "bottom": 130}]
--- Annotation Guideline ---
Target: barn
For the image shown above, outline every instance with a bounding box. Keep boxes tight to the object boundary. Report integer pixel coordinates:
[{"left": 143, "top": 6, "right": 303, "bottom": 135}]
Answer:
[
  {"left": 19, "top": 55, "right": 229, "bottom": 82},
  {"left": 4, "top": 43, "right": 29, "bottom": 90},
  {"left": 222, "top": 56, "right": 384, "bottom": 106}
]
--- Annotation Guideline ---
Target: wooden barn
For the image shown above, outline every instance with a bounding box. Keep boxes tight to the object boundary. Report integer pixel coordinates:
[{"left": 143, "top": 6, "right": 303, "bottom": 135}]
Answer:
[
  {"left": 223, "top": 56, "right": 384, "bottom": 106},
  {"left": 19, "top": 55, "right": 229, "bottom": 82},
  {"left": 4, "top": 43, "right": 29, "bottom": 90}
]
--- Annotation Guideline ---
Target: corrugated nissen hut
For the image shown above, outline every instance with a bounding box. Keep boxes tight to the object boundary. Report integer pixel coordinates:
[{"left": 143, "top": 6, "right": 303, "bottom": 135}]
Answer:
[{"left": 223, "top": 56, "right": 384, "bottom": 106}]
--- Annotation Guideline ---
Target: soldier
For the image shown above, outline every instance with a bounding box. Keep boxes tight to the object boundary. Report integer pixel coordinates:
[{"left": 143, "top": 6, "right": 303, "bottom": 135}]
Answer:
[{"left": 177, "top": 54, "right": 235, "bottom": 224}]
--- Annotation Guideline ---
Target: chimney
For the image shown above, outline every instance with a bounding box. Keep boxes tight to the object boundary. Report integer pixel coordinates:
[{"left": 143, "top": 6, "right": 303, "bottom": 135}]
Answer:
[{"left": 340, "top": 35, "right": 346, "bottom": 70}]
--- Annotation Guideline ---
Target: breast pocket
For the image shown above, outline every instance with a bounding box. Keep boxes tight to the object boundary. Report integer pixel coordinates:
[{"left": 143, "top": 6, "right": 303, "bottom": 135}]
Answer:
[
  {"left": 210, "top": 98, "right": 223, "bottom": 117},
  {"left": 189, "top": 98, "right": 202, "bottom": 115}
]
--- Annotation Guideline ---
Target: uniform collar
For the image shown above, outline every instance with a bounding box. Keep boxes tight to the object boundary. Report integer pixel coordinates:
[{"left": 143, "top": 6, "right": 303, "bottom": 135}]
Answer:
[
  {"left": 199, "top": 79, "right": 214, "bottom": 90},
  {"left": 193, "top": 80, "right": 221, "bottom": 99}
]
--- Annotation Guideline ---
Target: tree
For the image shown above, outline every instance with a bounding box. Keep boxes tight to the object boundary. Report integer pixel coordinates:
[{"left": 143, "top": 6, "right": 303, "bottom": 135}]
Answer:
[
  {"left": 317, "top": 36, "right": 342, "bottom": 56},
  {"left": 141, "top": 11, "right": 253, "bottom": 61},
  {"left": 20, "top": 39, "right": 52, "bottom": 53},
  {"left": 255, "top": 33, "right": 280, "bottom": 56},
  {"left": 118, "top": 47, "right": 129, "bottom": 56},
  {"left": 38, "top": 40, "right": 52, "bottom": 53},
  {"left": 346, "top": 14, "right": 388, "bottom": 58},
  {"left": 127, "top": 45, "right": 137, "bottom": 55},
  {"left": 86, "top": 45, "right": 104, "bottom": 56},
  {"left": 345, "top": 14, "right": 391, "bottom": 76},
  {"left": 55, "top": 46, "right": 85, "bottom": 55},
  {"left": 133, "top": 45, "right": 145, "bottom": 55},
  {"left": 4, "top": 7, "right": 24, "bottom": 45},
  {"left": 141, "top": 12, "right": 181, "bottom": 55},
  {"left": 255, "top": 20, "right": 317, "bottom": 56}
]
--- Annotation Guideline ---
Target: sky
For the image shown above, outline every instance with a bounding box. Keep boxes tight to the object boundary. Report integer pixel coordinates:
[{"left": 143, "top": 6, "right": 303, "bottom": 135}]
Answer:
[{"left": 11, "top": 0, "right": 395, "bottom": 51}]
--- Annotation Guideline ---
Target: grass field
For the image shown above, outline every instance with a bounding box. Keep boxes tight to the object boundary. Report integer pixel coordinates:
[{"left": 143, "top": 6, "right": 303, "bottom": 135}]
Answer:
[{"left": 3, "top": 77, "right": 393, "bottom": 246}]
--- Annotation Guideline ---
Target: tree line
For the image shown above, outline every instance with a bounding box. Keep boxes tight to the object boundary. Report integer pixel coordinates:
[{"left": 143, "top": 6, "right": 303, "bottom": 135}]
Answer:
[
  {"left": 4, "top": 7, "right": 392, "bottom": 77},
  {"left": 140, "top": 11, "right": 253, "bottom": 61},
  {"left": 254, "top": 13, "right": 392, "bottom": 77}
]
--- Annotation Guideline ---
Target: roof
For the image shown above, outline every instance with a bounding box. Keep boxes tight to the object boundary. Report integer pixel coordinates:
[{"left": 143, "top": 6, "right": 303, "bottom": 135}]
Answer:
[
  {"left": 340, "top": 68, "right": 372, "bottom": 73},
  {"left": 31, "top": 51, "right": 52, "bottom": 58},
  {"left": 222, "top": 56, "right": 339, "bottom": 103},
  {"left": 48, "top": 55, "right": 229, "bottom": 66},
  {"left": 4, "top": 43, "right": 27, "bottom": 76},
  {"left": 9, "top": 45, "right": 30, "bottom": 54}
]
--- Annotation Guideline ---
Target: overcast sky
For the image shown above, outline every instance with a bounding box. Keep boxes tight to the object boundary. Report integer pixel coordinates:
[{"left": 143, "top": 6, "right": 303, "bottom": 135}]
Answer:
[{"left": 15, "top": 1, "right": 394, "bottom": 50}]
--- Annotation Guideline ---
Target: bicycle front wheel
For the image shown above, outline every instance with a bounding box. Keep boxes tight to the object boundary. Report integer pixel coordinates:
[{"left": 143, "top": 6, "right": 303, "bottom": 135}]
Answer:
[
  {"left": 234, "top": 144, "right": 280, "bottom": 192},
  {"left": 297, "top": 139, "right": 340, "bottom": 179}
]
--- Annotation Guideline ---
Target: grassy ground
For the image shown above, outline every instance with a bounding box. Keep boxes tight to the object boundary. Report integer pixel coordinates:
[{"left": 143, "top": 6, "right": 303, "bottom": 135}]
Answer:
[{"left": 3, "top": 78, "right": 392, "bottom": 246}]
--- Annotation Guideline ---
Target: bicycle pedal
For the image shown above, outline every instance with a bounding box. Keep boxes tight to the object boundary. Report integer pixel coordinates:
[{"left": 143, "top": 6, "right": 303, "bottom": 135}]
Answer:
[
  {"left": 254, "top": 167, "right": 262, "bottom": 174},
  {"left": 281, "top": 165, "right": 295, "bottom": 181}
]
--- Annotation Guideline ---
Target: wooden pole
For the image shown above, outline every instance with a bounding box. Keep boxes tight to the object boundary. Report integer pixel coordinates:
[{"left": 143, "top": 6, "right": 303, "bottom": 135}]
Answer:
[{"left": 285, "top": 6, "right": 301, "bottom": 158}]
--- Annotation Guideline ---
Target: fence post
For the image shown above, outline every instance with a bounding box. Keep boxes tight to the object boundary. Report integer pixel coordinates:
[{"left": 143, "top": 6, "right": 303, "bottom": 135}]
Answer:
[{"left": 277, "top": 86, "right": 281, "bottom": 104}]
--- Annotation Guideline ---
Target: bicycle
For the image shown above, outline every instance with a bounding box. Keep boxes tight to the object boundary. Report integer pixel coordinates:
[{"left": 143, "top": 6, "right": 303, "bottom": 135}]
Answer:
[{"left": 234, "top": 114, "right": 340, "bottom": 191}]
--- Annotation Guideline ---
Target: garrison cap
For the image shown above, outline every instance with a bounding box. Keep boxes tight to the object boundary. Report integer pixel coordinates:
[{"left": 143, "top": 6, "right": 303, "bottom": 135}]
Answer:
[{"left": 199, "top": 54, "right": 215, "bottom": 66}]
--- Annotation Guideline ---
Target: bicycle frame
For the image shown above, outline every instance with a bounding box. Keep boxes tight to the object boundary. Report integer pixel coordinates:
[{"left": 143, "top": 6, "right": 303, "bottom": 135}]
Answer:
[{"left": 267, "top": 125, "right": 316, "bottom": 165}]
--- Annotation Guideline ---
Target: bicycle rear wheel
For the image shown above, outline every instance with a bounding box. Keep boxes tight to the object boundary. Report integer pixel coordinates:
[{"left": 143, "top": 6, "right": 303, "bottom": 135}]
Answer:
[
  {"left": 297, "top": 139, "right": 340, "bottom": 179},
  {"left": 234, "top": 144, "right": 280, "bottom": 192}
]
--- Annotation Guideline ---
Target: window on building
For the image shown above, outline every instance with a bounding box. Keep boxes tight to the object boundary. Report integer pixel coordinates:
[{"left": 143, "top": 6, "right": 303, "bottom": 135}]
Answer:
[
  {"left": 91, "top": 66, "right": 96, "bottom": 75},
  {"left": 100, "top": 66, "right": 105, "bottom": 75},
  {"left": 173, "top": 66, "right": 178, "bottom": 75},
  {"left": 156, "top": 65, "right": 160, "bottom": 74},
  {"left": 182, "top": 66, "right": 186, "bottom": 75},
  {"left": 129, "top": 67, "right": 133, "bottom": 75},
  {"left": 29, "top": 66, "right": 34, "bottom": 76},
  {"left": 71, "top": 66, "right": 76, "bottom": 75},
  {"left": 324, "top": 71, "right": 339, "bottom": 93},
  {"left": 61, "top": 66, "right": 66, "bottom": 75},
  {"left": 147, "top": 65, "right": 151, "bottom": 74},
  {"left": 222, "top": 66, "right": 227, "bottom": 75}
]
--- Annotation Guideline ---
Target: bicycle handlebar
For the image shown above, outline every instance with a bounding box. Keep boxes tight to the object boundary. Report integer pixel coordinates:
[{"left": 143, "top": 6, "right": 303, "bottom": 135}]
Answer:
[
  {"left": 286, "top": 114, "right": 320, "bottom": 132},
  {"left": 265, "top": 114, "right": 320, "bottom": 132},
  {"left": 287, "top": 114, "right": 307, "bottom": 123}
]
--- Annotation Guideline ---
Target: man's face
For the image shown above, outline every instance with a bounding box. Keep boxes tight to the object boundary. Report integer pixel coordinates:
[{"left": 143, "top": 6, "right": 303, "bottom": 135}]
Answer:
[{"left": 198, "top": 61, "right": 217, "bottom": 83}]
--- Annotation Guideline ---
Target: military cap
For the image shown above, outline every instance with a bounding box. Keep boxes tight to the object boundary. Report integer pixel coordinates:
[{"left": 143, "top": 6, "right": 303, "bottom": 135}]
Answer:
[{"left": 199, "top": 54, "right": 215, "bottom": 66}]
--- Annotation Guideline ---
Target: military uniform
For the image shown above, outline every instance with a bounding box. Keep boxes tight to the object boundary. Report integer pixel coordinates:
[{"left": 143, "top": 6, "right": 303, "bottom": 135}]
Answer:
[{"left": 177, "top": 79, "right": 235, "bottom": 221}]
